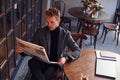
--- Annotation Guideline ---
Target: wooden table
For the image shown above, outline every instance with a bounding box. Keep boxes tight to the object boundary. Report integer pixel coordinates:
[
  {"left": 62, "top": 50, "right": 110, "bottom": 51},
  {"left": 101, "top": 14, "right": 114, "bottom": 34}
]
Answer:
[
  {"left": 68, "top": 7, "right": 110, "bottom": 21},
  {"left": 64, "top": 50, "right": 120, "bottom": 80}
]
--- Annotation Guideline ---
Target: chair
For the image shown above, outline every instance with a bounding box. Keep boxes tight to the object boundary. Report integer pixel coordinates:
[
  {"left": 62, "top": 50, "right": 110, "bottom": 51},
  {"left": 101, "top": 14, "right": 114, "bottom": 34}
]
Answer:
[
  {"left": 82, "top": 20, "right": 101, "bottom": 49},
  {"left": 71, "top": 33, "right": 87, "bottom": 48},
  {"left": 116, "top": 27, "right": 120, "bottom": 46},
  {"left": 100, "top": 22, "right": 118, "bottom": 44},
  {"left": 53, "top": 0, "right": 71, "bottom": 31},
  {"left": 100, "top": 12, "right": 120, "bottom": 45}
]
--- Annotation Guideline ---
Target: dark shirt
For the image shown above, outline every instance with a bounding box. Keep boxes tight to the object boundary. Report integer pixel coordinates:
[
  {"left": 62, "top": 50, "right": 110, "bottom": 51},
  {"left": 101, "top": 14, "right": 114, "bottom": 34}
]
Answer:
[{"left": 49, "top": 27, "right": 60, "bottom": 61}]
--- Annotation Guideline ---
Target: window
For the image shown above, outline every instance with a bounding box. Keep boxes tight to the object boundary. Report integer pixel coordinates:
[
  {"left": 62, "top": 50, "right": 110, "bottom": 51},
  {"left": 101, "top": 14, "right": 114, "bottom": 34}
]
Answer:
[
  {"left": 6, "top": 11, "right": 13, "bottom": 34},
  {"left": 7, "top": 32, "right": 14, "bottom": 54},
  {"left": 0, "top": 17, "right": 5, "bottom": 42},
  {"left": 0, "top": 0, "right": 42, "bottom": 79},
  {"left": 0, "top": 42, "right": 7, "bottom": 66},
  {"left": 6, "top": 0, "right": 12, "bottom": 9},
  {"left": 0, "top": 1, "right": 4, "bottom": 14}
]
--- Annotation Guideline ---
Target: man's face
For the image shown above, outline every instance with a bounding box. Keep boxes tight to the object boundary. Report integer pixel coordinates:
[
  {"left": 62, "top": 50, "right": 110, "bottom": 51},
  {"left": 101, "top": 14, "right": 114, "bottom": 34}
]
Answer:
[{"left": 46, "top": 16, "right": 60, "bottom": 31}]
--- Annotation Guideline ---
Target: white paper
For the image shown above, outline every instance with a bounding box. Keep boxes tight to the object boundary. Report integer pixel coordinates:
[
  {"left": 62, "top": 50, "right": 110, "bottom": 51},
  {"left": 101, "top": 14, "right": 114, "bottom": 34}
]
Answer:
[
  {"left": 16, "top": 38, "right": 57, "bottom": 64},
  {"left": 96, "top": 59, "right": 116, "bottom": 78},
  {"left": 96, "top": 51, "right": 116, "bottom": 61},
  {"left": 95, "top": 50, "right": 117, "bottom": 78}
]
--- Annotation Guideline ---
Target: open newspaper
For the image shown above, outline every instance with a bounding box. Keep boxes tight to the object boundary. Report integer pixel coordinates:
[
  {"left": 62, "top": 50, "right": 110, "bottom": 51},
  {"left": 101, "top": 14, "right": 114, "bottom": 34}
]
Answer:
[{"left": 16, "top": 38, "right": 57, "bottom": 64}]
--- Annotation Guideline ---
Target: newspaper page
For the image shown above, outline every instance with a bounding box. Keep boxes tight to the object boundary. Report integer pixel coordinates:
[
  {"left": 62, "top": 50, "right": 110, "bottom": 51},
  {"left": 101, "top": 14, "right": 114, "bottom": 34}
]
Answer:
[{"left": 16, "top": 38, "right": 57, "bottom": 64}]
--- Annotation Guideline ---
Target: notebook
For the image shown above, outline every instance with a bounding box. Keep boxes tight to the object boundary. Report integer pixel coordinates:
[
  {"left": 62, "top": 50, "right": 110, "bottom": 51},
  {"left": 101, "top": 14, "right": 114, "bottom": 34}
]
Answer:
[{"left": 95, "top": 51, "right": 117, "bottom": 78}]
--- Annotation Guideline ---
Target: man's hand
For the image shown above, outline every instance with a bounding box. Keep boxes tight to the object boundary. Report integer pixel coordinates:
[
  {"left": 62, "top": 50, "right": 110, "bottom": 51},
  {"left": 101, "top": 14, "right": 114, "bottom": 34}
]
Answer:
[
  {"left": 16, "top": 46, "right": 23, "bottom": 53},
  {"left": 57, "top": 57, "right": 66, "bottom": 65}
]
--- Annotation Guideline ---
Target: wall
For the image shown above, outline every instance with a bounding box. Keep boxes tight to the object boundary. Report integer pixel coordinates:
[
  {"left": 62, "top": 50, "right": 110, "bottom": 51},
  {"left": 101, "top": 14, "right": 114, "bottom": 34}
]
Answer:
[{"left": 64, "top": 0, "right": 118, "bottom": 22}]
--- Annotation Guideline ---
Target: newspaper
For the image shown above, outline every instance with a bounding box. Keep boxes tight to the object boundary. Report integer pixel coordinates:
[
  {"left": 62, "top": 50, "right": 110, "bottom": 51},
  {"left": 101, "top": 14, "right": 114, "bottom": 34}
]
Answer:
[{"left": 16, "top": 38, "right": 57, "bottom": 64}]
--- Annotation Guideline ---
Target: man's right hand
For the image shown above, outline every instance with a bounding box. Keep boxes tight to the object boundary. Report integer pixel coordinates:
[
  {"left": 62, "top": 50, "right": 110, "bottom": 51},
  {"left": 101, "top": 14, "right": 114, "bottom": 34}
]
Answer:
[{"left": 16, "top": 46, "right": 23, "bottom": 53}]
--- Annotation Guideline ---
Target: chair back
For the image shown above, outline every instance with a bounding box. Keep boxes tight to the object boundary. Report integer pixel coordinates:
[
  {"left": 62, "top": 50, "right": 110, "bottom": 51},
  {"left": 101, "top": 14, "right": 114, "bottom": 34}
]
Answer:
[
  {"left": 71, "top": 33, "right": 87, "bottom": 48},
  {"left": 82, "top": 20, "right": 100, "bottom": 35},
  {"left": 53, "top": 0, "right": 65, "bottom": 17}
]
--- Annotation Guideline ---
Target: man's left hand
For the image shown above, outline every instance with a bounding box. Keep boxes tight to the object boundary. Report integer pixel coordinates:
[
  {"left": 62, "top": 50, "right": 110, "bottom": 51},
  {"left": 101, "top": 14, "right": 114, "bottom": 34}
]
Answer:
[{"left": 57, "top": 57, "right": 66, "bottom": 65}]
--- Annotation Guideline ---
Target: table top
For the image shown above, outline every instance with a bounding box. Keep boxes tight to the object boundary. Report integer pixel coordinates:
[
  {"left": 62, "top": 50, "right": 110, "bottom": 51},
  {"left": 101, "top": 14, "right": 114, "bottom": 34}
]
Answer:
[
  {"left": 68, "top": 7, "right": 110, "bottom": 21},
  {"left": 64, "top": 50, "right": 120, "bottom": 80}
]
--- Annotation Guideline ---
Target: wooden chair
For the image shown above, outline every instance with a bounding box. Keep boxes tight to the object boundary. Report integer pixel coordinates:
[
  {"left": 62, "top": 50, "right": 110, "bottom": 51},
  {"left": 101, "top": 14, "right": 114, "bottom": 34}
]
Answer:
[
  {"left": 71, "top": 33, "right": 87, "bottom": 48},
  {"left": 100, "top": 23, "right": 118, "bottom": 44},
  {"left": 100, "top": 12, "right": 120, "bottom": 45},
  {"left": 53, "top": 0, "right": 71, "bottom": 31},
  {"left": 82, "top": 20, "right": 101, "bottom": 49}
]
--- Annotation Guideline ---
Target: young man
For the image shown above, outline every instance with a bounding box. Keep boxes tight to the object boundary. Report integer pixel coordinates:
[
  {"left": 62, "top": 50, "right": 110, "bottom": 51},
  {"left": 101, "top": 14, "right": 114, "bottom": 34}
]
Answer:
[{"left": 16, "top": 8, "right": 80, "bottom": 80}]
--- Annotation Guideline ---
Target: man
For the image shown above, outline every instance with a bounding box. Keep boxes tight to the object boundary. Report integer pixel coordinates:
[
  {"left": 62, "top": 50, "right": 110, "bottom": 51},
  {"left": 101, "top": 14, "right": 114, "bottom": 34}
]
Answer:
[{"left": 16, "top": 8, "right": 80, "bottom": 80}]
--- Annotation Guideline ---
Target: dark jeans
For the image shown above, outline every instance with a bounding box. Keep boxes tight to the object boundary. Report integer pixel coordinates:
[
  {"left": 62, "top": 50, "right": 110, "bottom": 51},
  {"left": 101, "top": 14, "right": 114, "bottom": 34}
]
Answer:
[{"left": 28, "top": 58, "right": 61, "bottom": 80}]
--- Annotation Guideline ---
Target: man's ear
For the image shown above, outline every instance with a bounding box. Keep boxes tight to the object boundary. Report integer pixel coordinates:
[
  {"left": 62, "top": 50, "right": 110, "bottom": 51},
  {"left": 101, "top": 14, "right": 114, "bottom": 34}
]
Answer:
[
  {"left": 59, "top": 18, "right": 61, "bottom": 23},
  {"left": 57, "top": 17, "right": 61, "bottom": 23}
]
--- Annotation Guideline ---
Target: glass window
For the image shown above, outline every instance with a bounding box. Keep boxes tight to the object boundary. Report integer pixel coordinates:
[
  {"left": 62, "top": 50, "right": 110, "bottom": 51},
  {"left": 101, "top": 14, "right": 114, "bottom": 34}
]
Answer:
[
  {"left": 0, "top": 61, "right": 9, "bottom": 80},
  {"left": 7, "top": 32, "right": 14, "bottom": 54},
  {"left": 6, "top": 0, "right": 12, "bottom": 9},
  {"left": 0, "top": 17, "right": 5, "bottom": 42},
  {"left": 21, "top": 0, "right": 26, "bottom": 17},
  {"left": 0, "top": 42, "right": 7, "bottom": 66},
  {"left": 28, "top": 0, "right": 32, "bottom": 9},
  {"left": 16, "top": 23, "right": 22, "bottom": 38},
  {"left": 16, "top": 3, "right": 21, "bottom": 22},
  {"left": 21, "top": 20, "right": 26, "bottom": 37},
  {"left": 36, "top": 0, "right": 40, "bottom": 13},
  {"left": 6, "top": 11, "right": 12, "bottom": 33},
  {"left": 28, "top": 12, "right": 32, "bottom": 24},
  {"left": 0, "top": 1, "right": 4, "bottom": 14},
  {"left": 9, "top": 54, "right": 15, "bottom": 77}
]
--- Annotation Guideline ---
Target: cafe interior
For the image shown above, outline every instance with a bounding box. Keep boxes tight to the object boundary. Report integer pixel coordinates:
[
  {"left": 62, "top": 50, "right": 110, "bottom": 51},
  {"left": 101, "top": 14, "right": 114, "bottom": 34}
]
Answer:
[{"left": 0, "top": 0, "right": 120, "bottom": 80}]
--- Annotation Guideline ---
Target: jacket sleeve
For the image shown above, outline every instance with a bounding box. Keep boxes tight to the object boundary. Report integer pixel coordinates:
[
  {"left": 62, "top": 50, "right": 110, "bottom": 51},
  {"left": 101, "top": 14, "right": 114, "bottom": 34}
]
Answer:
[{"left": 63, "top": 31, "right": 81, "bottom": 62}]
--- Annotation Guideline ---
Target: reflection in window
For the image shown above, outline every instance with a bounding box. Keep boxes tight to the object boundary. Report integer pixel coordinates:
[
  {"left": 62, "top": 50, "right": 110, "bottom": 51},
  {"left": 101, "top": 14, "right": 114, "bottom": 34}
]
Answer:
[
  {"left": 6, "top": 11, "right": 12, "bottom": 33},
  {"left": 28, "top": 0, "right": 32, "bottom": 9},
  {"left": 16, "top": 23, "right": 22, "bottom": 38},
  {"left": 7, "top": 32, "right": 14, "bottom": 54},
  {"left": 36, "top": 0, "right": 40, "bottom": 13},
  {"left": 6, "top": 0, "right": 12, "bottom": 8},
  {"left": 0, "top": 17, "right": 5, "bottom": 41},
  {"left": 0, "top": 43, "right": 7, "bottom": 66},
  {"left": 28, "top": 12, "right": 32, "bottom": 24},
  {"left": 21, "top": 0, "right": 26, "bottom": 17},
  {"left": 21, "top": 20, "right": 26, "bottom": 36},
  {"left": 1, "top": 62, "right": 9, "bottom": 80},
  {"left": 9, "top": 54, "right": 15, "bottom": 77},
  {"left": 16, "top": 3, "right": 21, "bottom": 22},
  {"left": 0, "top": 1, "right": 3, "bottom": 14}
]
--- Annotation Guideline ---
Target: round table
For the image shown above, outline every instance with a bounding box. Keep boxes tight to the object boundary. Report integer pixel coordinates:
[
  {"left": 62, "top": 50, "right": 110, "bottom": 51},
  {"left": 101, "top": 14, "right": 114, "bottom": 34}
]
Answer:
[
  {"left": 64, "top": 50, "right": 120, "bottom": 80},
  {"left": 68, "top": 7, "right": 110, "bottom": 21}
]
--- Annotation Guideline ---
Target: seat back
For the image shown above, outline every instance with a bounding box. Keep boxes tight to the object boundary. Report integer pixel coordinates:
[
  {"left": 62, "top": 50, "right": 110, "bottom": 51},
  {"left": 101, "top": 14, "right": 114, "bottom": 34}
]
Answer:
[
  {"left": 71, "top": 33, "right": 87, "bottom": 48},
  {"left": 53, "top": 0, "right": 65, "bottom": 17},
  {"left": 82, "top": 20, "right": 100, "bottom": 35}
]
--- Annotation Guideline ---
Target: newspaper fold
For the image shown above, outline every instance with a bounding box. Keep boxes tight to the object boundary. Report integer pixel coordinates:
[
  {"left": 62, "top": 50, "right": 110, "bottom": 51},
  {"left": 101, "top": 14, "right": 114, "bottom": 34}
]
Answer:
[{"left": 16, "top": 38, "right": 57, "bottom": 64}]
